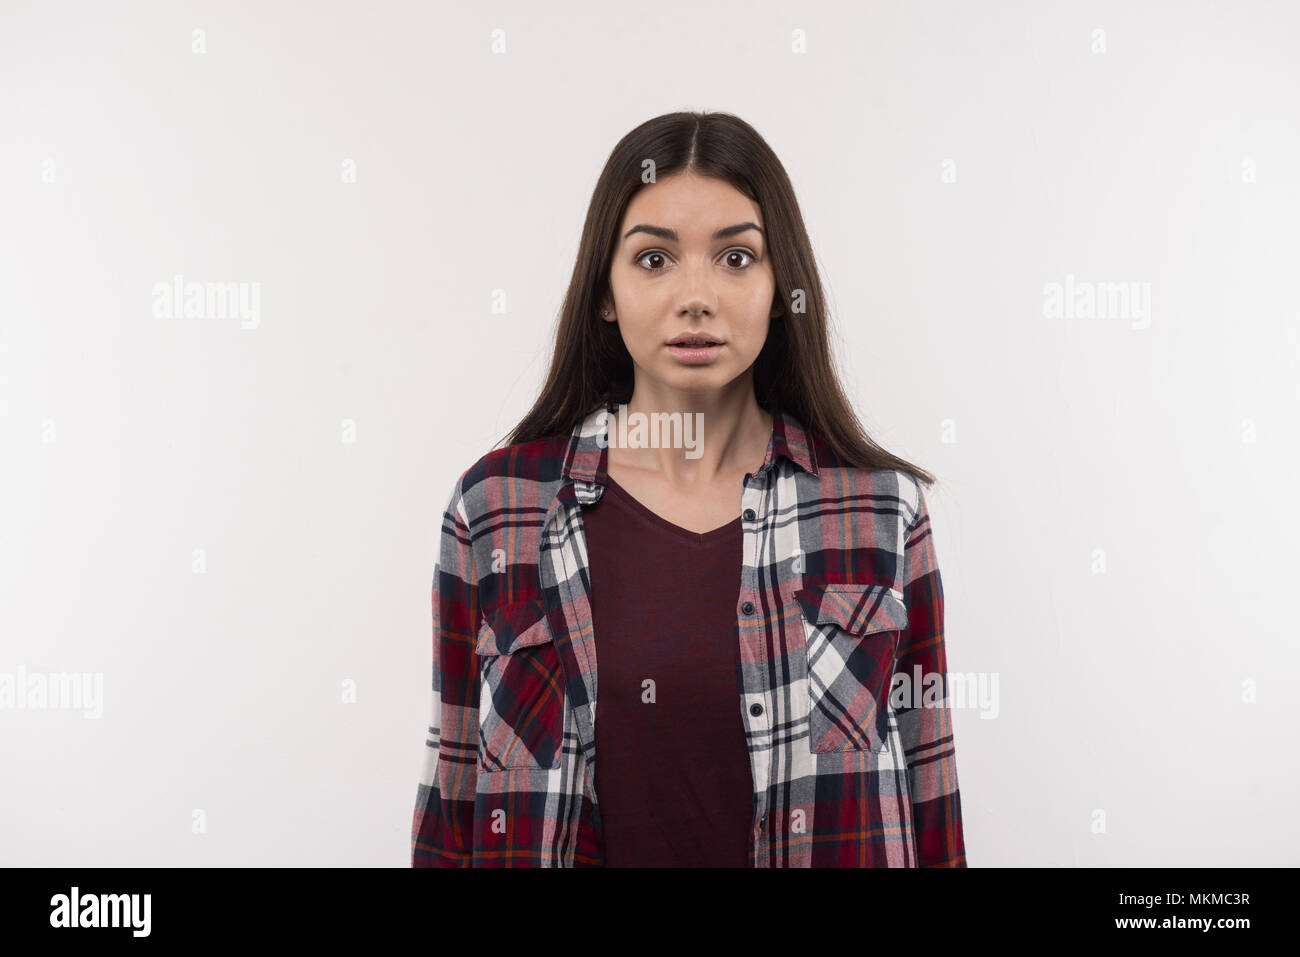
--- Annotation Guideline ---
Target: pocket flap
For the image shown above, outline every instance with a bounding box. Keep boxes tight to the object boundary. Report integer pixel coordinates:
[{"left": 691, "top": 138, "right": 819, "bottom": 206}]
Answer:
[
  {"left": 793, "top": 583, "right": 908, "bottom": 635},
  {"left": 474, "top": 598, "right": 553, "bottom": 656}
]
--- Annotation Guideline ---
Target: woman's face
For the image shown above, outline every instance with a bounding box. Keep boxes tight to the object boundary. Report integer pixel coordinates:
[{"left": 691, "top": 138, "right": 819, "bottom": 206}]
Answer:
[{"left": 605, "top": 172, "right": 778, "bottom": 400}]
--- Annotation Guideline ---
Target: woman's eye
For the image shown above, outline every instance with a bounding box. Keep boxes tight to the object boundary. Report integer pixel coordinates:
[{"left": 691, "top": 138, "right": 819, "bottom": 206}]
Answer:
[
  {"left": 634, "top": 249, "right": 757, "bottom": 271},
  {"left": 722, "top": 249, "right": 756, "bottom": 269}
]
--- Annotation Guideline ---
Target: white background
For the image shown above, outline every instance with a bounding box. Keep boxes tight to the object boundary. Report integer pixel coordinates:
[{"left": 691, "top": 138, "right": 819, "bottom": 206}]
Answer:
[{"left": 1, "top": 0, "right": 1296, "bottom": 866}]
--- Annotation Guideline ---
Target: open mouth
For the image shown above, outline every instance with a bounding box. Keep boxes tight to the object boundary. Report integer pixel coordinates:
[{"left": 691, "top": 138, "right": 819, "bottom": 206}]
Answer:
[{"left": 666, "top": 341, "right": 723, "bottom": 364}]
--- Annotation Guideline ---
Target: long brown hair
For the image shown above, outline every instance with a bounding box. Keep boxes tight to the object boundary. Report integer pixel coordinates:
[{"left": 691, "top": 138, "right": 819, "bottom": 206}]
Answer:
[{"left": 500, "top": 110, "right": 935, "bottom": 488}]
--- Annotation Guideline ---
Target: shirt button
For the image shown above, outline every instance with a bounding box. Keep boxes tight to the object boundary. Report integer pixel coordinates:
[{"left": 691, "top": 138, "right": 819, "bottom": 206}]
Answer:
[
  {"left": 743, "top": 508, "right": 756, "bottom": 521},
  {"left": 741, "top": 601, "right": 754, "bottom": 614},
  {"left": 749, "top": 702, "right": 763, "bottom": 717}
]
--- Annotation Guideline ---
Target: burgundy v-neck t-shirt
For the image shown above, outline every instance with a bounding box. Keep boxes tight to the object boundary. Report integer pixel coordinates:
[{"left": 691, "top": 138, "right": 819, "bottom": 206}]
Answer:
[{"left": 582, "top": 473, "right": 753, "bottom": 867}]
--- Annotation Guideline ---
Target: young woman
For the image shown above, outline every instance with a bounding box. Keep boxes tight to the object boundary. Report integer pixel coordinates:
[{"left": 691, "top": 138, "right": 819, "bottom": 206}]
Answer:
[{"left": 411, "top": 111, "right": 967, "bottom": 868}]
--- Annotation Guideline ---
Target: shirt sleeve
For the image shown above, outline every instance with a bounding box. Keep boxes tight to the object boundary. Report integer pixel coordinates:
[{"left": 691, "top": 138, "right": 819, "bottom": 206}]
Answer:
[
  {"left": 411, "top": 476, "right": 481, "bottom": 866},
  {"left": 894, "top": 478, "right": 968, "bottom": 867}
]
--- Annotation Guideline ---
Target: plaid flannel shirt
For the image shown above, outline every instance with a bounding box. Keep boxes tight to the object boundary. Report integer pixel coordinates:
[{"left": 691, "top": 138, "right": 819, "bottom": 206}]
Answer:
[{"left": 411, "top": 401, "right": 967, "bottom": 867}]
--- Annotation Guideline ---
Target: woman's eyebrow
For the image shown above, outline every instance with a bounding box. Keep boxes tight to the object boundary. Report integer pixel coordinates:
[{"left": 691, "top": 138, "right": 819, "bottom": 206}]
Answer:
[{"left": 622, "top": 222, "right": 765, "bottom": 242}]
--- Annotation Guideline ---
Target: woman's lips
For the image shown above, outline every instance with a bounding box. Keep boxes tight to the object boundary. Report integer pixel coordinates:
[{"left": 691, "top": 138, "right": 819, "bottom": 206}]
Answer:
[{"left": 666, "top": 342, "right": 723, "bottom": 365}]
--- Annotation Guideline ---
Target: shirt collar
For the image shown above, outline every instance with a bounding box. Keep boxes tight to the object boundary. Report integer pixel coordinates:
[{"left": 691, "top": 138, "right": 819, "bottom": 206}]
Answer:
[{"left": 561, "top": 400, "right": 819, "bottom": 487}]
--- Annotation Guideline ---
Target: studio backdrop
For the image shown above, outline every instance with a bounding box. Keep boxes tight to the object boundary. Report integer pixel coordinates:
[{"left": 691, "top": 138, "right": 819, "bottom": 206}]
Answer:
[{"left": 1, "top": 0, "right": 1296, "bottom": 866}]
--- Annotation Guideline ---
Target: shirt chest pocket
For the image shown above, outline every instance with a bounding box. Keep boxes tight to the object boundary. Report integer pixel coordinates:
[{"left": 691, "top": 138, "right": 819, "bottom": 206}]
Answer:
[
  {"left": 793, "top": 583, "right": 909, "bottom": 754},
  {"left": 473, "top": 598, "right": 564, "bottom": 771}
]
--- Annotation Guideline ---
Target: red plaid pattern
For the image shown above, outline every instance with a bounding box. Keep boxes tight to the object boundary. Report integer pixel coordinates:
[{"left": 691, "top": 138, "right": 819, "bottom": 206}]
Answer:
[{"left": 412, "top": 402, "right": 967, "bottom": 867}]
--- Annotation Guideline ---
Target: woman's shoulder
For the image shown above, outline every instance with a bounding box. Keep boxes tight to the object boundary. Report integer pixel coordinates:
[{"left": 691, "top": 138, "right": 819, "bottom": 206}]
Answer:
[
  {"left": 799, "top": 423, "right": 923, "bottom": 530},
  {"left": 441, "top": 428, "right": 574, "bottom": 519}
]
